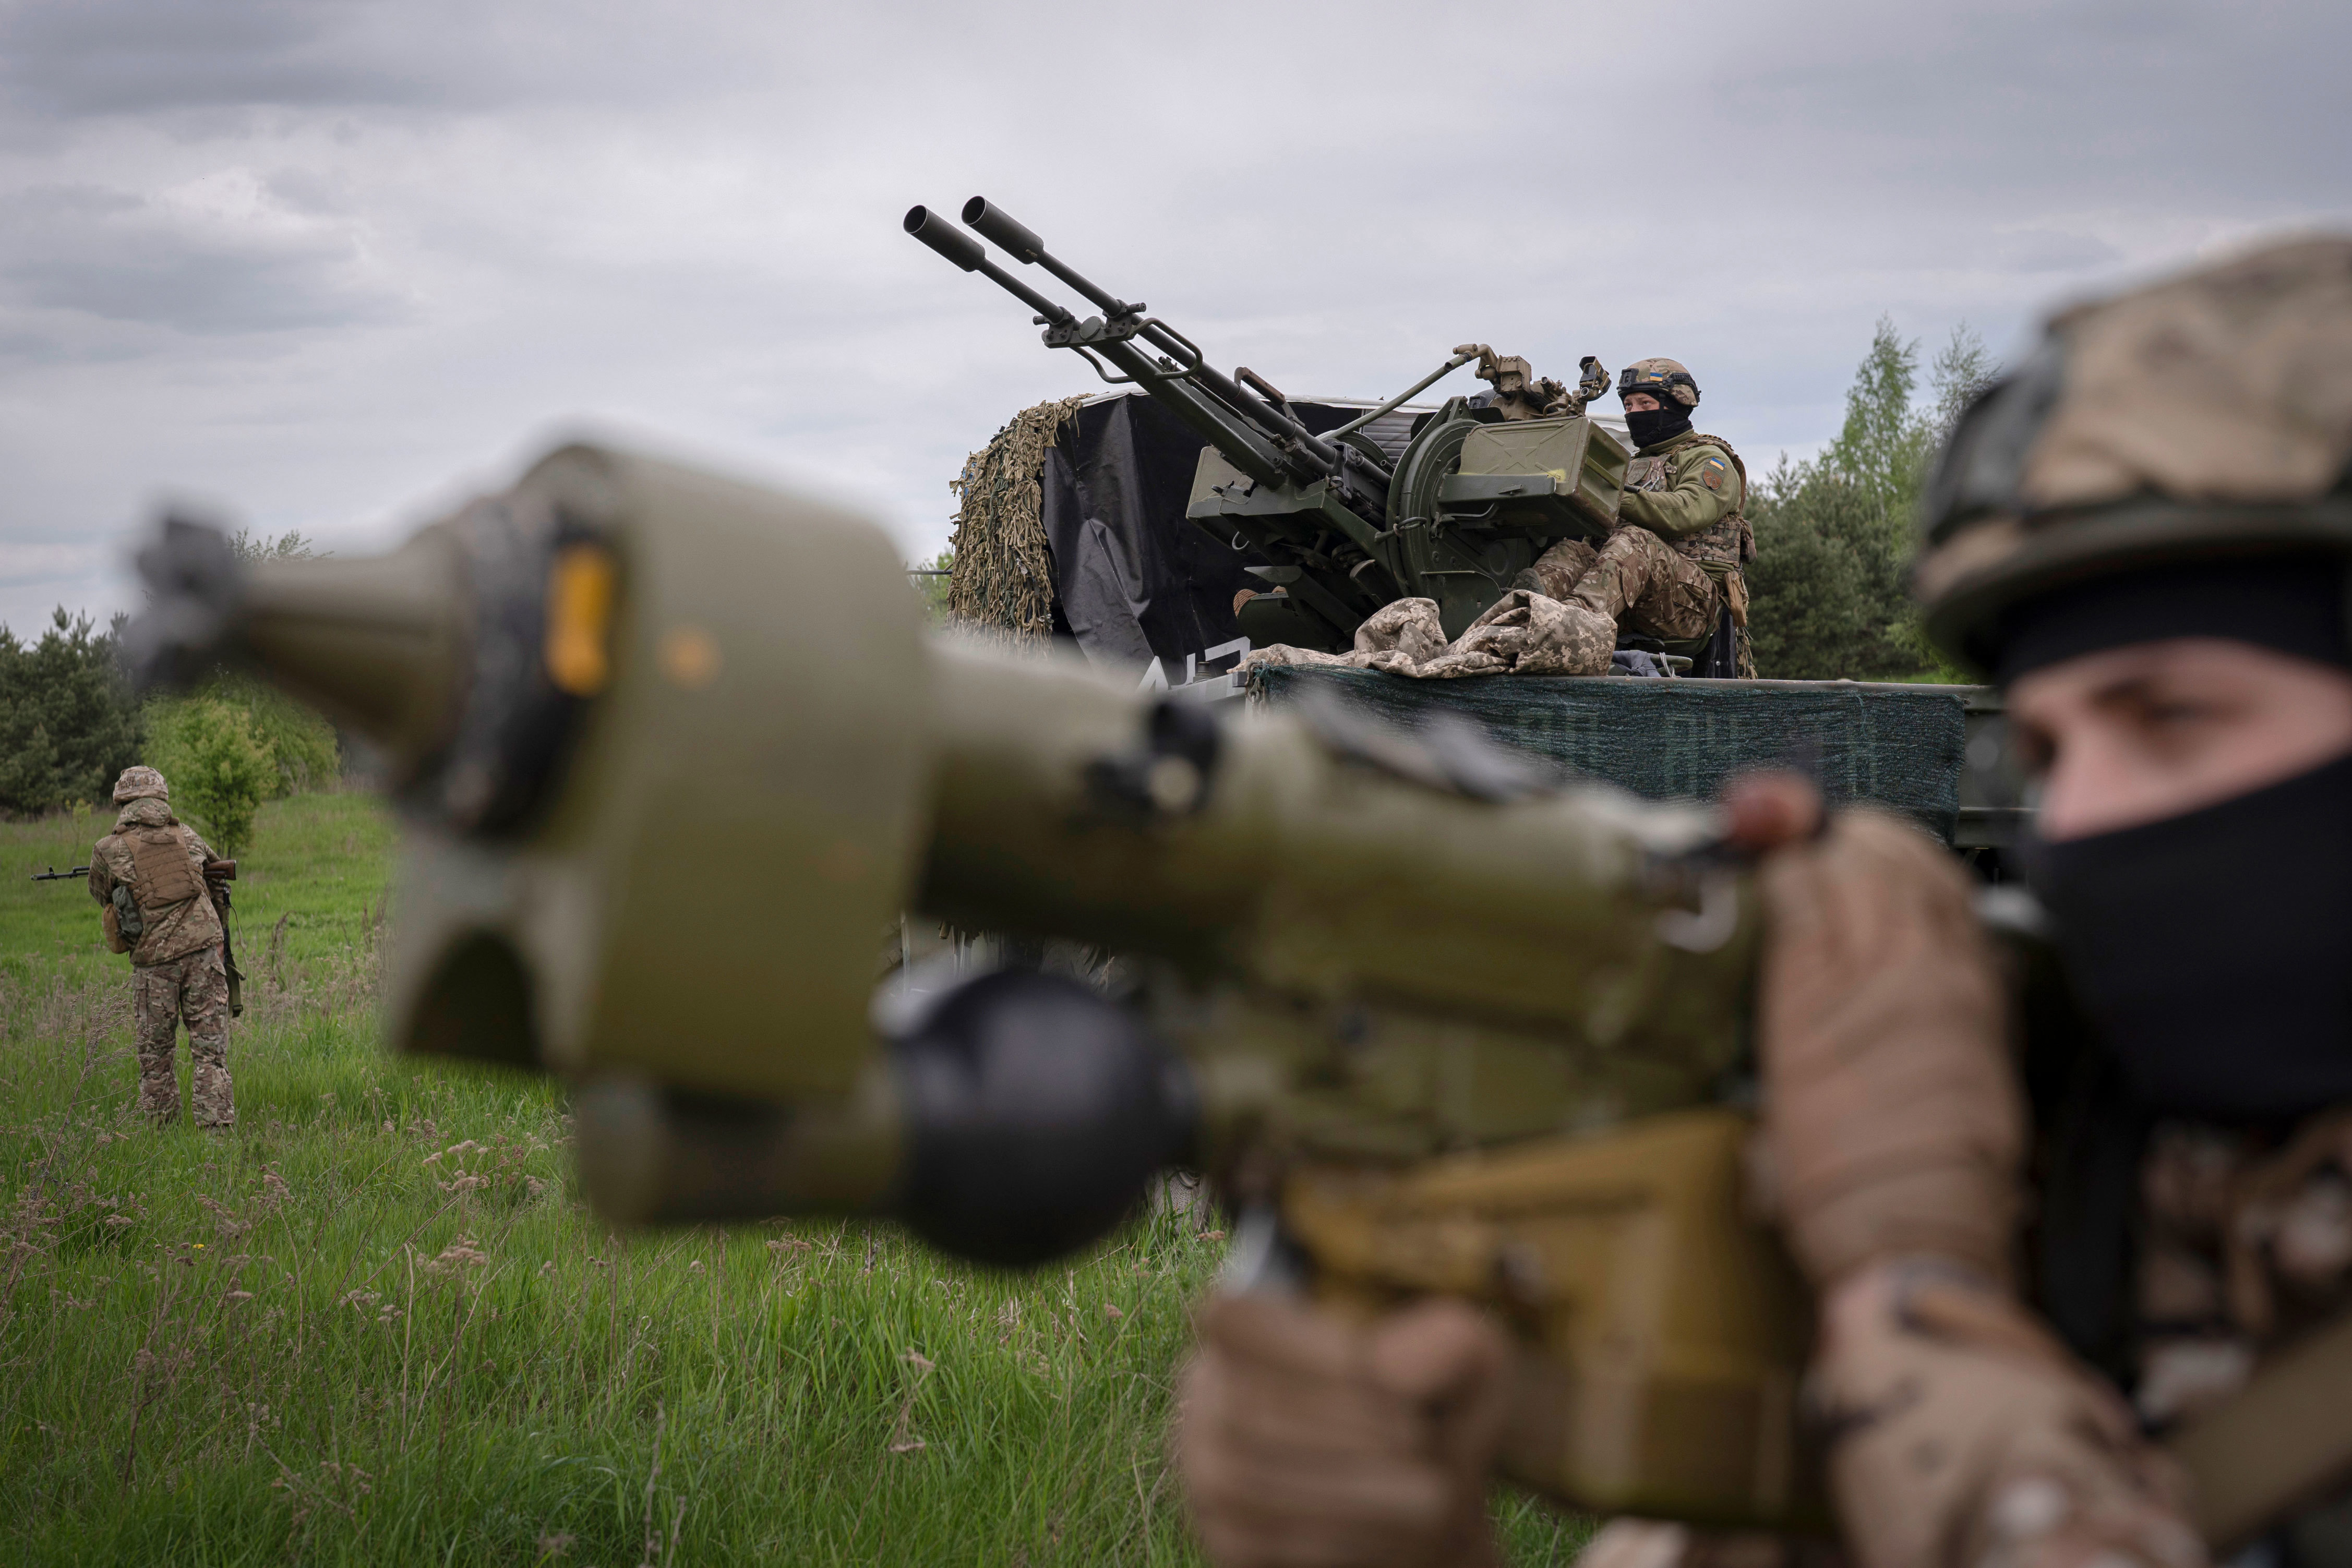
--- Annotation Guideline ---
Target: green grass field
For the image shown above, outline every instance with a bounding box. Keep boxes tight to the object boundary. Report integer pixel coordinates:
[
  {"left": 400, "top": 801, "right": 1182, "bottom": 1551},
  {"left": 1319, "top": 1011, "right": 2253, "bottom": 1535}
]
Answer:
[{"left": 2, "top": 793, "right": 1591, "bottom": 1565}]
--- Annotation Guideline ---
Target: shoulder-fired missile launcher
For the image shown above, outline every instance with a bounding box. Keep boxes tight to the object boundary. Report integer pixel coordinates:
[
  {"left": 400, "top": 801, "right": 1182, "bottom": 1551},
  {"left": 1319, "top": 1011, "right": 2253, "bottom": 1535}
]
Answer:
[
  {"left": 124, "top": 442, "right": 1823, "bottom": 1528},
  {"left": 124, "top": 440, "right": 2310, "bottom": 1545}
]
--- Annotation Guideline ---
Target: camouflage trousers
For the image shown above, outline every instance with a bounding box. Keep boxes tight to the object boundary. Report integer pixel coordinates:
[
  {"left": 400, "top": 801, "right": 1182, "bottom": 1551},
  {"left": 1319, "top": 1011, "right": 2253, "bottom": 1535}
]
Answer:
[
  {"left": 1523, "top": 529, "right": 1722, "bottom": 645},
  {"left": 134, "top": 946, "right": 233, "bottom": 1128}
]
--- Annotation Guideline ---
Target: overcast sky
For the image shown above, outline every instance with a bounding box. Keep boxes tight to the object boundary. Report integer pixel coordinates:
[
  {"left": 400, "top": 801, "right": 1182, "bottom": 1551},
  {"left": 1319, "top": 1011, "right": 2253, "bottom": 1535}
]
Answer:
[{"left": 1, "top": 0, "right": 2347, "bottom": 635}]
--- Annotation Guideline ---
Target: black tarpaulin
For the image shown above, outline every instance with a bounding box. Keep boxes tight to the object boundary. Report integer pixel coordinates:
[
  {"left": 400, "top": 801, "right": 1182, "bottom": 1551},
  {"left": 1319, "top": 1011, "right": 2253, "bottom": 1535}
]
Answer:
[{"left": 1041, "top": 392, "right": 1423, "bottom": 691}]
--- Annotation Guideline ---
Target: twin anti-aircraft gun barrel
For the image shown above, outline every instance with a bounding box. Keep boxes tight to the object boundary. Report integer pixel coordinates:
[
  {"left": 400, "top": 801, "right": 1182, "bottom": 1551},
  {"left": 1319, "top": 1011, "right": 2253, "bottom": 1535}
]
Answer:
[
  {"left": 905, "top": 196, "right": 1633, "bottom": 648},
  {"left": 905, "top": 198, "right": 1363, "bottom": 498}
]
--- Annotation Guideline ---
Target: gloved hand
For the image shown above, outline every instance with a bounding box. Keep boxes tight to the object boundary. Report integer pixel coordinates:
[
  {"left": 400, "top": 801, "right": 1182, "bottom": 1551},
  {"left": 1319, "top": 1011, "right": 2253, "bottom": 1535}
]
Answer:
[
  {"left": 1175, "top": 1293, "right": 1515, "bottom": 1568},
  {"left": 1749, "top": 792, "right": 2021, "bottom": 1287},
  {"left": 1730, "top": 778, "right": 2208, "bottom": 1568},
  {"left": 1812, "top": 1261, "right": 2205, "bottom": 1568}
]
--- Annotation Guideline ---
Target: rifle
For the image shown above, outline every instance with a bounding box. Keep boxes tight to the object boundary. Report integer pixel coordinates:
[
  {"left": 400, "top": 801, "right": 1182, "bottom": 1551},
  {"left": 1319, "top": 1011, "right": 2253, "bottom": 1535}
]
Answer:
[
  {"left": 906, "top": 198, "right": 1628, "bottom": 646},
  {"left": 124, "top": 445, "right": 2337, "bottom": 1545},
  {"left": 205, "top": 859, "right": 244, "bottom": 1017},
  {"left": 30, "top": 864, "right": 90, "bottom": 881}
]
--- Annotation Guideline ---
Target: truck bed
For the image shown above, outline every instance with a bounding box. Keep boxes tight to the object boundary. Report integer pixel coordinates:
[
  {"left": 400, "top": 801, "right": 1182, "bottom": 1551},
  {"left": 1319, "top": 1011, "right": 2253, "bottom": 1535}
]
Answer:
[{"left": 1245, "top": 666, "right": 2024, "bottom": 850}]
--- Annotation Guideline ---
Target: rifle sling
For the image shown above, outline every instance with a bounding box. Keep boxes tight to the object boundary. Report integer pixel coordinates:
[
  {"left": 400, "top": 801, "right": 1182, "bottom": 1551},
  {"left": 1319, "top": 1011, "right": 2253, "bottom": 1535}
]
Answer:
[{"left": 2168, "top": 1306, "right": 2352, "bottom": 1551}]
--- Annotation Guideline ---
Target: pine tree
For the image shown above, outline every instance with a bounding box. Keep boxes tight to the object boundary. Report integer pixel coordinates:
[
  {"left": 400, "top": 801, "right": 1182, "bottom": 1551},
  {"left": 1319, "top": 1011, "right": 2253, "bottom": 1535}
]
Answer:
[
  {"left": 0, "top": 609, "right": 144, "bottom": 815},
  {"left": 1744, "top": 322, "right": 1997, "bottom": 679}
]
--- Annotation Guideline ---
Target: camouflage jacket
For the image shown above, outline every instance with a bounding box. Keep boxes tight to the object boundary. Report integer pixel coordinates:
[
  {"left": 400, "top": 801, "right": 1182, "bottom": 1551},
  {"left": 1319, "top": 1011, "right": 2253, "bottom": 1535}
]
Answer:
[
  {"left": 2129, "top": 1108, "right": 2352, "bottom": 1428},
  {"left": 89, "top": 799, "right": 223, "bottom": 967},
  {"left": 1617, "top": 431, "right": 1755, "bottom": 571}
]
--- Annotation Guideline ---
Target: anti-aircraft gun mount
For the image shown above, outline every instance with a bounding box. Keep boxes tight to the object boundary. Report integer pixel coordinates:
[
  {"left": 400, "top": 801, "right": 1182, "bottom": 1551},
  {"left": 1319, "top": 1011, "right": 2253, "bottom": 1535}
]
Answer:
[{"left": 906, "top": 197, "right": 1631, "bottom": 650}]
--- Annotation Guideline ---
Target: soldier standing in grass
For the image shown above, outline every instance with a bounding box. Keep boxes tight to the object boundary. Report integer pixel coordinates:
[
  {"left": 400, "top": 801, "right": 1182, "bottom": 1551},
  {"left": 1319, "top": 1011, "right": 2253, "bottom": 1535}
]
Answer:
[
  {"left": 1514, "top": 357, "right": 1759, "bottom": 676},
  {"left": 88, "top": 765, "right": 236, "bottom": 1129}
]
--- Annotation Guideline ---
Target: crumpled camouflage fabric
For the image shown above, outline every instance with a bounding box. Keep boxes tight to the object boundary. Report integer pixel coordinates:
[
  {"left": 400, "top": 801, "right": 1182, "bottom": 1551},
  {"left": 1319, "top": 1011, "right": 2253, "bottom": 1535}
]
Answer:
[
  {"left": 135, "top": 946, "right": 234, "bottom": 1127},
  {"left": 2133, "top": 1107, "right": 2352, "bottom": 1426},
  {"left": 1243, "top": 590, "right": 1615, "bottom": 680},
  {"left": 89, "top": 797, "right": 223, "bottom": 967}
]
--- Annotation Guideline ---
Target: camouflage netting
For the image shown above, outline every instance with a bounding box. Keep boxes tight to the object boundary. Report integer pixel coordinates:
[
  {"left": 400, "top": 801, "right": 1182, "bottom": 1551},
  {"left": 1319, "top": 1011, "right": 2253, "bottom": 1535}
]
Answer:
[
  {"left": 945, "top": 395, "right": 1089, "bottom": 645},
  {"left": 1251, "top": 665, "right": 1971, "bottom": 841}
]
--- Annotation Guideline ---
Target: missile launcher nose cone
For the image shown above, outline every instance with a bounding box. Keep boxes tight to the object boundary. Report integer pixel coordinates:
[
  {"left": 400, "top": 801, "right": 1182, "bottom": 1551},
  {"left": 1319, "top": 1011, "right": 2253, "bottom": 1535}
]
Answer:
[{"left": 124, "top": 515, "right": 244, "bottom": 693}]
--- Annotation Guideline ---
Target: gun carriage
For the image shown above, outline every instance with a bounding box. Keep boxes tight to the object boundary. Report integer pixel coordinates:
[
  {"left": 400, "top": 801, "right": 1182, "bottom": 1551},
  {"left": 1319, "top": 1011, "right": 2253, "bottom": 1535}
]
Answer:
[{"left": 906, "top": 199, "right": 1633, "bottom": 650}]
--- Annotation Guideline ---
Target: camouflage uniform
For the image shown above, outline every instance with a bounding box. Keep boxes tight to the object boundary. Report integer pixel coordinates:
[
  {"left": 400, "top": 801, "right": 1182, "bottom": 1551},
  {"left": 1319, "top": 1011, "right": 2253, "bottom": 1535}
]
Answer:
[
  {"left": 1521, "top": 435, "right": 1758, "bottom": 677},
  {"left": 88, "top": 768, "right": 234, "bottom": 1128},
  {"left": 1869, "top": 236, "right": 2352, "bottom": 1568},
  {"left": 2133, "top": 1115, "right": 2352, "bottom": 1432}
]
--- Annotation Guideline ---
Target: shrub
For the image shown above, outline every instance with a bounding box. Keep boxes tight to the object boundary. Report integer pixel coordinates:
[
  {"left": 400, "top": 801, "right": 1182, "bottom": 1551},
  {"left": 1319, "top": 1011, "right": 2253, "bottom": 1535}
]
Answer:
[
  {"left": 163, "top": 699, "right": 275, "bottom": 855},
  {"left": 142, "top": 528, "right": 340, "bottom": 803},
  {"left": 149, "top": 677, "right": 339, "bottom": 798}
]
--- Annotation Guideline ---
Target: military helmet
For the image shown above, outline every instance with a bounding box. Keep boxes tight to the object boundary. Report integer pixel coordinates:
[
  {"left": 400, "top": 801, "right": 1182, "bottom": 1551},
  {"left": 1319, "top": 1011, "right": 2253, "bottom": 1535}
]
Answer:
[
  {"left": 112, "top": 765, "right": 169, "bottom": 803},
  {"left": 1915, "top": 235, "right": 2352, "bottom": 676},
  {"left": 1617, "top": 358, "right": 1700, "bottom": 408}
]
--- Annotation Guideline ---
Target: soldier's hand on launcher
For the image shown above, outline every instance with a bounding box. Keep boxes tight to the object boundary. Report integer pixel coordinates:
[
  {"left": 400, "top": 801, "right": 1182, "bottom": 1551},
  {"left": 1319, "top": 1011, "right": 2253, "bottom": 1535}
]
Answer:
[
  {"left": 1177, "top": 1294, "right": 1514, "bottom": 1568},
  {"left": 1172, "top": 773, "right": 1824, "bottom": 1568}
]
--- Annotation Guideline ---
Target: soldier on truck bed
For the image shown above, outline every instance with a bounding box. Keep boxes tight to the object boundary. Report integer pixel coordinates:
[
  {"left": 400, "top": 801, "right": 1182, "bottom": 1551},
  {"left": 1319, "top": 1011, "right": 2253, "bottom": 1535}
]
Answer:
[{"left": 1514, "top": 356, "right": 1758, "bottom": 678}]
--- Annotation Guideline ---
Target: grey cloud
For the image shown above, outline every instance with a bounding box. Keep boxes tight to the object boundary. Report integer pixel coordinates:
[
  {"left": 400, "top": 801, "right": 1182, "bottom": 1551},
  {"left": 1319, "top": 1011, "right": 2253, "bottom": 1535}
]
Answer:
[
  {"left": 1993, "top": 230, "right": 2125, "bottom": 274},
  {"left": 0, "top": 1, "right": 448, "bottom": 118},
  {"left": 0, "top": 0, "right": 814, "bottom": 128},
  {"left": 0, "top": 0, "right": 2347, "bottom": 638},
  {"left": 0, "top": 178, "right": 405, "bottom": 336},
  {"left": 1718, "top": 0, "right": 2352, "bottom": 206}
]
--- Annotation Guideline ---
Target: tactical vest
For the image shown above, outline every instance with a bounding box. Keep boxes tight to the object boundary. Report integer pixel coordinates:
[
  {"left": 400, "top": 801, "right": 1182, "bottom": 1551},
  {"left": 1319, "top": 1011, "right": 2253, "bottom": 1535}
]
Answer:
[
  {"left": 1624, "top": 434, "right": 1754, "bottom": 569},
  {"left": 1625, "top": 433, "right": 1755, "bottom": 625},
  {"left": 128, "top": 827, "right": 202, "bottom": 920}
]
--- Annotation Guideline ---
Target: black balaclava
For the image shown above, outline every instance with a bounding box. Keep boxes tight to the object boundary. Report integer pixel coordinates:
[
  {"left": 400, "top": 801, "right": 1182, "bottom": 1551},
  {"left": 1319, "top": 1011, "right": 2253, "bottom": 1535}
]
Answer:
[
  {"left": 1623, "top": 402, "right": 1692, "bottom": 451},
  {"left": 2005, "top": 557, "right": 2352, "bottom": 1121}
]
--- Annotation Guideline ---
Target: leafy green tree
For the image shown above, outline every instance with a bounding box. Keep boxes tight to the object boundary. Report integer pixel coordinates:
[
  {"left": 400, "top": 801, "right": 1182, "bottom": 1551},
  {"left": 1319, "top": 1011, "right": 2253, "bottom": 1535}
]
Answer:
[
  {"left": 1745, "top": 321, "right": 1998, "bottom": 679},
  {"left": 1745, "top": 462, "right": 1913, "bottom": 680},
  {"left": 0, "top": 609, "right": 143, "bottom": 816},
  {"left": 160, "top": 698, "right": 274, "bottom": 855},
  {"left": 1927, "top": 323, "right": 2000, "bottom": 442},
  {"left": 1818, "top": 317, "right": 1935, "bottom": 530}
]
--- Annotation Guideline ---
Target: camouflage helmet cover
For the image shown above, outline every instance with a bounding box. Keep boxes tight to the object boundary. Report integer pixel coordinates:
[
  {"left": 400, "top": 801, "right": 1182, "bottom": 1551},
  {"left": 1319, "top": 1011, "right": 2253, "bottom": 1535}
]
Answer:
[
  {"left": 112, "top": 765, "right": 169, "bottom": 802},
  {"left": 1618, "top": 357, "right": 1700, "bottom": 408},
  {"left": 1915, "top": 236, "right": 2352, "bottom": 674}
]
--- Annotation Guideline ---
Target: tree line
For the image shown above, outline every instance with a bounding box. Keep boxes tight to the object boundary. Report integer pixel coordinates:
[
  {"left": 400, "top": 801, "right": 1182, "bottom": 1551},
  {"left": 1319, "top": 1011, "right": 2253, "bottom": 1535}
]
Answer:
[{"left": 0, "top": 530, "right": 338, "bottom": 853}]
